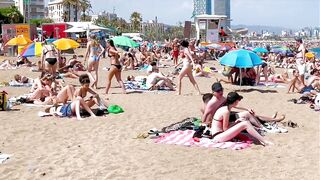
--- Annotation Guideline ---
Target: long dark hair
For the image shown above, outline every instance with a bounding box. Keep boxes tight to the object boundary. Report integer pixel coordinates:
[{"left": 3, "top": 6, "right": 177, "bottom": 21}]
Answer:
[{"left": 108, "top": 39, "right": 116, "bottom": 48}]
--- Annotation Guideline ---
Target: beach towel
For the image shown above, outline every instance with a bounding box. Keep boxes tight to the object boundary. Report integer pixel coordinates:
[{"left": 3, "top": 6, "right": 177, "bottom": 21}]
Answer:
[
  {"left": 9, "top": 80, "right": 33, "bottom": 87},
  {"left": 154, "top": 130, "right": 252, "bottom": 150},
  {"left": 0, "top": 154, "right": 12, "bottom": 164},
  {"left": 125, "top": 81, "right": 173, "bottom": 93},
  {"left": 256, "top": 82, "right": 286, "bottom": 88}
]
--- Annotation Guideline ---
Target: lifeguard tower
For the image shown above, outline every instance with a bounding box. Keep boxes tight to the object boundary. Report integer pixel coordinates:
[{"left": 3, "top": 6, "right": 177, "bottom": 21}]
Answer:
[{"left": 194, "top": 14, "right": 227, "bottom": 43}]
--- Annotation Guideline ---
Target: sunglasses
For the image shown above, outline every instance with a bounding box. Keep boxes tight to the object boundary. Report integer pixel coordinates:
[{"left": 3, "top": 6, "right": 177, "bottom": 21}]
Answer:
[{"left": 82, "top": 78, "right": 90, "bottom": 84}]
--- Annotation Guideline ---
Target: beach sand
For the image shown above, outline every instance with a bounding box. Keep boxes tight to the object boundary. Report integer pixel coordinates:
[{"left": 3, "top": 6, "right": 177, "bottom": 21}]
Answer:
[{"left": 0, "top": 49, "right": 319, "bottom": 179}]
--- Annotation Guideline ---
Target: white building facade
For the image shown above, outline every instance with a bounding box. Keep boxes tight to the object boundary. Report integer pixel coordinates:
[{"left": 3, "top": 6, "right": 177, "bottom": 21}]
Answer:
[
  {"left": 14, "top": 0, "right": 45, "bottom": 20},
  {"left": 48, "top": 0, "right": 81, "bottom": 23},
  {"left": 0, "top": 0, "right": 15, "bottom": 8}
]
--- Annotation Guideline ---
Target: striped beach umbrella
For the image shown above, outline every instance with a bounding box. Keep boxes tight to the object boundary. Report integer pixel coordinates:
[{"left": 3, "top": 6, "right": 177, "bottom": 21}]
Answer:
[{"left": 20, "top": 42, "right": 43, "bottom": 57}]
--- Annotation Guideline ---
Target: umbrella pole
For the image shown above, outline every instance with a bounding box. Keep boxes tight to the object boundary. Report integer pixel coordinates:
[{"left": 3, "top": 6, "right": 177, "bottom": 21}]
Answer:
[{"left": 239, "top": 68, "right": 242, "bottom": 91}]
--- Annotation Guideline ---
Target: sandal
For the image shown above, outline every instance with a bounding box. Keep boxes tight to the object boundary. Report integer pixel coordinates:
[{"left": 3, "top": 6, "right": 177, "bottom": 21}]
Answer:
[
  {"left": 282, "top": 121, "right": 298, "bottom": 128},
  {"left": 135, "top": 132, "right": 149, "bottom": 139}
]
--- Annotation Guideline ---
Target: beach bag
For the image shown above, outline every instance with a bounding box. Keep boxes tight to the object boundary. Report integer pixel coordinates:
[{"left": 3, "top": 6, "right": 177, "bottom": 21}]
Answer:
[
  {"left": 107, "top": 105, "right": 124, "bottom": 114},
  {"left": 0, "top": 91, "right": 8, "bottom": 111}
]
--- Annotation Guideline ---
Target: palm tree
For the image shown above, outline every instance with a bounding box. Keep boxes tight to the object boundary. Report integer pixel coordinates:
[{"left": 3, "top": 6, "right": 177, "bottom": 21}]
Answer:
[
  {"left": 62, "top": 0, "right": 73, "bottom": 21},
  {"left": 62, "top": 0, "right": 77, "bottom": 21},
  {"left": 79, "top": 0, "right": 92, "bottom": 21},
  {"left": 130, "top": 12, "right": 142, "bottom": 32}
]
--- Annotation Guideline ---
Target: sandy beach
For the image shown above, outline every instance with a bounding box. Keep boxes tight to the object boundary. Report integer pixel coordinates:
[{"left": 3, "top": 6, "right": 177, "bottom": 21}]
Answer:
[{"left": 0, "top": 49, "right": 319, "bottom": 180}]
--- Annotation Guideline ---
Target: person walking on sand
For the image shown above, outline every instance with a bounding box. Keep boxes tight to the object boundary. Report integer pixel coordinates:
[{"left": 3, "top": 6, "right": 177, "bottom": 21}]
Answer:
[
  {"left": 295, "top": 38, "right": 306, "bottom": 86},
  {"left": 176, "top": 39, "right": 201, "bottom": 95},
  {"left": 105, "top": 39, "right": 126, "bottom": 94},
  {"left": 41, "top": 40, "right": 60, "bottom": 77},
  {"left": 84, "top": 34, "right": 105, "bottom": 89}
]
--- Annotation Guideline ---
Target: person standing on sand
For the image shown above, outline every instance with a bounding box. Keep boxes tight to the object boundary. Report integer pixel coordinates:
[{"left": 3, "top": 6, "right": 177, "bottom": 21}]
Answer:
[
  {"left": 175, "top": 39, "right": 201, "bottom": 95},
  {"left": 105, "top": 39, "right": 126, "bottom": 94},
  {"left": 295, "top": 38, "right": 306, "bottom": 86},
  {"left": 41, "top": 40, "right": 60, "bottom": 77},
  {"left": 84, "top": 34, "right": 105, "bottom": 89}
]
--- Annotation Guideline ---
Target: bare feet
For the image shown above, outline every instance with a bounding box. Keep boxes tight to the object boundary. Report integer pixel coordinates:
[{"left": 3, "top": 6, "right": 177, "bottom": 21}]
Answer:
[
  {"left": 262, "top": 140, "right": 274, "bottom": 146},
  {"left": 272, "top": 112, "right": 278, "bottom": 119}
]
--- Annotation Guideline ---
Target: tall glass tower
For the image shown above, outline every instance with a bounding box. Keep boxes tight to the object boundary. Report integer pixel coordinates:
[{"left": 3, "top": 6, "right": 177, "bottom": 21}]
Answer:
[
  {"left": 193, "top": 0, "right": 212, "bottom": 16},
  {"left": 214, "top": 0, "right": 231, "bottom": 28}
]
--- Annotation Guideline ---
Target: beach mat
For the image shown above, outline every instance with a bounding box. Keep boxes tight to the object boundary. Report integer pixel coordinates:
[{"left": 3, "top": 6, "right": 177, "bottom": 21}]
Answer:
[
  {"left": 256, "top": 82, "right": 286, "bottom": 88},
  {"left": 154, "top": 130, "right": 252, "bottom": 150}
]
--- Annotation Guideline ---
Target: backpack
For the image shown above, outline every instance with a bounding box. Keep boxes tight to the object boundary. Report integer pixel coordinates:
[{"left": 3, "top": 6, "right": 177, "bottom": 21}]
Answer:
[{"left": 0, "top": 91, "right": 8, "bottom": 111}]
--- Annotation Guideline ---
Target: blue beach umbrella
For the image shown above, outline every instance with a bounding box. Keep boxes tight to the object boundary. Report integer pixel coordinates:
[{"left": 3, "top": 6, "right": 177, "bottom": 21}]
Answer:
[
  {"left": 219, "top": 49, "right": 263, "bottom": 68},
  {"left": 253, "top": 47, "right": 268, "bottom": 53},
  {"left": 219, "top": 49, "right": 263, "bottom": 87},
  {"left": 310, "top": 47, "right": 320, "bottom": 58}
]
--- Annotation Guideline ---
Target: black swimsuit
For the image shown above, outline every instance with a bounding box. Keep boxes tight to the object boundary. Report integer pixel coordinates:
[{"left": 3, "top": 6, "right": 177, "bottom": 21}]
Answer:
[
  {"left": 108, "top": 49, "right": 122, "bottom": 70},
  {"left": 46, "top": 58, "right": 57, "bottom": 65},
  {"left": 44, "top": 46, "right": 57, "bottom": 65},
  {"left": 111, "top": 64, "right": 122, "bottom": 70}
]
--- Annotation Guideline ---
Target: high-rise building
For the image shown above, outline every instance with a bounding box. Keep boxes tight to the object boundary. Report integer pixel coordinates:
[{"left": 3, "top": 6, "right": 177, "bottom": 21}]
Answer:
[
  {"left": 14, "top": 0, "right": 45, "bottom": 20},
  {"left": 0, "top": 0, "right": 14, "bottom": 8},
  {"left": 193, "top": 0, "right": 212, "bottom": 16},
  {"left": 48, "top": 0, "right": 81, "bottom": 23},
  {"left": 214, "top": 0, "right": 230, "bottom": 28}
]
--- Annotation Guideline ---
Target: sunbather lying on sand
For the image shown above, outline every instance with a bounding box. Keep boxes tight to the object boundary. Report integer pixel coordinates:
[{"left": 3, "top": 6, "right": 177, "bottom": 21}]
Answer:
[
  {"left": 33, "top": 85, "right": 75, "bottom": 105},
  {"left": 0, "top": 60, "right": 17, "bottom": 70},
  {"left": 14, "top": 74, "right": 33, "bottom": 84}
]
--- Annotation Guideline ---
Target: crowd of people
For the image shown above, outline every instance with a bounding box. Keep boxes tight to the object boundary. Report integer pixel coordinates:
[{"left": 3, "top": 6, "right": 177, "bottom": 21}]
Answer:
[{"left": 1, "top": 34, "right": 319, "bottom": 146}]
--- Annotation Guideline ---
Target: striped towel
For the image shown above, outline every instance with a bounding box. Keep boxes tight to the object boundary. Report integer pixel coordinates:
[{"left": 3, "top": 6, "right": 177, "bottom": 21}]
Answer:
[{"left": 154, "top": 130, "right": 252, "bottom": 150}]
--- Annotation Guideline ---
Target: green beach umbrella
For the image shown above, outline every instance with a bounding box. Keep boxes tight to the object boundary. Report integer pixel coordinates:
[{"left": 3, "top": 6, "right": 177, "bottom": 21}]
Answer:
[{"left": 111, "top": 36, "right": 139, "bottom": 48}]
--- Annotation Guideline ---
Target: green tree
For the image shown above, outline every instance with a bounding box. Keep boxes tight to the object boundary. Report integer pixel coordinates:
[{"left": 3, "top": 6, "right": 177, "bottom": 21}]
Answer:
[
  {"left": 7, "top": 6, "right": 23, "bottom": 23},
  {"left": 130, "top": 12, "right": 142, "bottom": 32},
  {"left": 79, "top": 0, "right": 92, "bottom": 21},
  {"left": 63, "top": 0, "right": 76, "bottom": 22}
]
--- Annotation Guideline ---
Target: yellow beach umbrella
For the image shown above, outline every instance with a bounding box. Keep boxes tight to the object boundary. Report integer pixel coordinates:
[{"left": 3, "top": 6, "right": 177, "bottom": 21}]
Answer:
[
  {"left": 305, "top": 52, "right": 315, "bottom": 58},
  {"left": 5, "top": 35, "right": 32, "bottom": 46},
  {"left": 52, "top": 38, "right": 80, "bottom": 50}
]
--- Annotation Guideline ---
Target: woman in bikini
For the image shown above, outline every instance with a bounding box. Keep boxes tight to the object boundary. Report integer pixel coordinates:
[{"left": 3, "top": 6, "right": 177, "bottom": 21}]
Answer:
[
  {"left": 175, "top": 39, "right": 201, "bottom": 95},
  {"left": 211, "top": 92, "right": 273, "bottom": 146},
  {"left": 84, "top": 34, "right": 105, "bottom": 89},
  {"left": 74, "top": 74, "right": 108, "bottom": 109},
  {"left": 41, "top": 40, "right": 59, "bottom": 77},
  {"left": 45, "top": 97, "right": 96, "bottom": 121},
  {"left": 105, "top": 39, "right": 126, "bottom": 94}
]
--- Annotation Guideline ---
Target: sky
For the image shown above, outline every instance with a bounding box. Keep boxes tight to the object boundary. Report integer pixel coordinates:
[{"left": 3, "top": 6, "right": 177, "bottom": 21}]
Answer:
[{"left": 89, "top": 0, "right": 320, "bottom": 29}]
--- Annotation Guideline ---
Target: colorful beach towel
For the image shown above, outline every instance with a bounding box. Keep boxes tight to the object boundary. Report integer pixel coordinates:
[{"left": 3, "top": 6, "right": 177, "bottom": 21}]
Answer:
[{"left": 154, "top": 130, "right": 252, "bottom": 150}]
